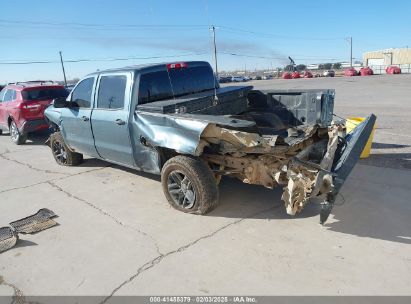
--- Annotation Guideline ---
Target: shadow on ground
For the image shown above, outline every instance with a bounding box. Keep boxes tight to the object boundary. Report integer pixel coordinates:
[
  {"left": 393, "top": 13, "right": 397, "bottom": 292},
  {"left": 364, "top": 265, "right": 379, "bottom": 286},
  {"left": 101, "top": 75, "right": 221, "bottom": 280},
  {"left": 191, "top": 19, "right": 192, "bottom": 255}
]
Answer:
[
  {"left": 360, "top": 152, "right": 411, "bottom": 170},
  {"left": 56, "top": 146, "right": 411, "bottom": 246},
  {"left": 210, "top": 176, "right": 411, "bottom": 245},
  {"left": 25, "top": 130, "right": 51, "bottom": 146},
  {"left": 371, "top": 142, "right": 410, "bottom": 149}
]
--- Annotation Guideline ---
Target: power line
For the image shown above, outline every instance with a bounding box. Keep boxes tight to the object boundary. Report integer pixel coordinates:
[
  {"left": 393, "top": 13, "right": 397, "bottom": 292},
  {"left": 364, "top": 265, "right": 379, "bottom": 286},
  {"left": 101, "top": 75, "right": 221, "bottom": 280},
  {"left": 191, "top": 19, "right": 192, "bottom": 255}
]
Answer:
[
  {"left": 0, "top": 19, "right": 209, "bottom": 29},
  {"left": 0, "top": 19, "right": 348, "bottom": 41},
  {"left": 0, "top": 52, "right": 208, "bottom": 65},
  {"left": 218, "top": 26, "right": 346, "bottom": 41}
]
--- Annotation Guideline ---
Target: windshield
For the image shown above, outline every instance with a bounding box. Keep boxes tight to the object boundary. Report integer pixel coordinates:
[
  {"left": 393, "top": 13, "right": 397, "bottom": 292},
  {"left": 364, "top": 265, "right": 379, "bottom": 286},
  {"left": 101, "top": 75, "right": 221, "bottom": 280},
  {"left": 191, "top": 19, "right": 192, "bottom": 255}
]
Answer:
[
  {"left": 138, "top": 65, "right": 216, "bottom": 104},
  {"left": 22, "top": 88, "right": 69, "bottom": 101}
]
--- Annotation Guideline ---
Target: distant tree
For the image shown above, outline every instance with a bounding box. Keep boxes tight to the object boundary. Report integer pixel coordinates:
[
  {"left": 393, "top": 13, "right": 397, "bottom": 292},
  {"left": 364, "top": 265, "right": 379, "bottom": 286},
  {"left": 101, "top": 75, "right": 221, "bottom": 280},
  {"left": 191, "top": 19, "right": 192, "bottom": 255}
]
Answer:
[
  {"left": 67, "top": 78, "right": 80, "bottom": 85},
  {"left": 322, "top": 63, "right": 332, "bottom": 70},
  {"left": 332, "top": 63, "right": 342, "bottom": 69},
  {"left": 296, "top": 64, "right": 307, "bottom": 71},
  {"left": 284, "top": 64, "right": 295, "bottom": 71}
]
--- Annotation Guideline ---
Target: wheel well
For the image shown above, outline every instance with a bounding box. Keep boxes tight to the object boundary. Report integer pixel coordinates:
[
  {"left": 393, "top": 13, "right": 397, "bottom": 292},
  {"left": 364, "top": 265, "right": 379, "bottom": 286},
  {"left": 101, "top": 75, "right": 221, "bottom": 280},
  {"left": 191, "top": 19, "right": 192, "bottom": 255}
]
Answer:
[
  {"left": 49, "top": 121, "right": 60, "bottom": 132},
  {"left": 7, "top": 116, "right": 13, "bottom": 127},
  {"left": 157, "top": 147, "right": 178, "bottom": 170}
]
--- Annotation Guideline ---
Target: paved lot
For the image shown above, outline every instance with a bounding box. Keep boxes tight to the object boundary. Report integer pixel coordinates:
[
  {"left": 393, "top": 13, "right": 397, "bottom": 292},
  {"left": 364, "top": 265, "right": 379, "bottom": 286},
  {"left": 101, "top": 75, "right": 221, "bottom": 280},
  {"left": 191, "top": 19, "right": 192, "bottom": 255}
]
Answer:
[{"left": 0, "top": 74, "right": 410, "bottom": 300}]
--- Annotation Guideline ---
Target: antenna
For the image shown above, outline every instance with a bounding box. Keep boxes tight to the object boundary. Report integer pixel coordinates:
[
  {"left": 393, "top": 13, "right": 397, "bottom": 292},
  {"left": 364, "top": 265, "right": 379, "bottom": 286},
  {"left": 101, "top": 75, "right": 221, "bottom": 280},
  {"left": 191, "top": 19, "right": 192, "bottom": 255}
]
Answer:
[{"left": 210, "top": 25, "right": 219, "bottom": 102}]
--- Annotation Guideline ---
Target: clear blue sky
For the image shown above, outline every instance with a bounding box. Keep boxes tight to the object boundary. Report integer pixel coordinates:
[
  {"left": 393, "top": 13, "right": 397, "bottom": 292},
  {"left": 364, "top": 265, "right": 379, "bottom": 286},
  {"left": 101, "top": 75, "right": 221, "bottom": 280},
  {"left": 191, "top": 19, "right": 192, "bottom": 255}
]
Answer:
[{"left": 1, "top": 0, "right": 410, "bottom": 82}]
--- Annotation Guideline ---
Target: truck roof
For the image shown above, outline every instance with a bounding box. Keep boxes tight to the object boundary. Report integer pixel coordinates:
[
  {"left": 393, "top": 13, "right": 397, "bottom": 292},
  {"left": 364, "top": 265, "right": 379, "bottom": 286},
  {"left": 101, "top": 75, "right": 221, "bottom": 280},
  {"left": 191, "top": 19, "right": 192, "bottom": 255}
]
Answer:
[{"left": 87, "top": 61, "right": 211, "bottom": 76}]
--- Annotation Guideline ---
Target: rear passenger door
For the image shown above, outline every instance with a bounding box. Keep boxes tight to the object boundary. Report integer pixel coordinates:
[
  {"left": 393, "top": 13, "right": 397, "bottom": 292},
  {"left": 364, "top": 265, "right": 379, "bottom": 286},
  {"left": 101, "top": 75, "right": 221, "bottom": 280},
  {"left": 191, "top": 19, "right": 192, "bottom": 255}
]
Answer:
[{"left": 91, "top": 73, "right": 135, "bottom": 166}]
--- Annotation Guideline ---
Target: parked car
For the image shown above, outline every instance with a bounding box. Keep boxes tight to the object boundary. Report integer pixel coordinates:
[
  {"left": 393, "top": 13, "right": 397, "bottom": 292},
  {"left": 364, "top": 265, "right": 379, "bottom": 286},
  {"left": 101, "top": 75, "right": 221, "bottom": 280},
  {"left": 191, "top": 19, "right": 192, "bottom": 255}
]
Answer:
[
  {"left": 282, "top": 72, "right": 292, "bottom": 79},
  {"left": 44, "top": 61, "right": 375, "bottom": 224},
  {"left": 0, "top": 81, "right": 69, "bottom": 144},
  {"left": 344, "top": 68, "right": 358, "bottom": 76},
  {"left": 303, "top": 71, "right": 313, "bottom": 78},
  {"left": 231, "top": 76, "right": 247, "bottom": 82},
  {"left": 323, "top": 70, "right": 335, "bottom": 77},
  {"left": 255, "top": 76, "right": 262, "bottom": 80},
  {"left": 359, "top": 67, "right": 373, "bottom": 76},
  {"left": 291, "top": 71, "right": 301, "bottom": 79},
  {"left": 65, "top": 84, "right": 76, "bottom": 92},
  {"left": 386, "top": 66, "right": 401, "bottom": 74}
]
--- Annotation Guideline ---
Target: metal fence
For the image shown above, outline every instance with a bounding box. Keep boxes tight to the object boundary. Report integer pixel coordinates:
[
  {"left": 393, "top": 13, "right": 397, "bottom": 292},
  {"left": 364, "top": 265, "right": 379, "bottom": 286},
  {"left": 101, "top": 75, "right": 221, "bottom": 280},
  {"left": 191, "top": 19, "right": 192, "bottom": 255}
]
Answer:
[{"left": 369, "top": 64, "right": 411, "bottom": 74}]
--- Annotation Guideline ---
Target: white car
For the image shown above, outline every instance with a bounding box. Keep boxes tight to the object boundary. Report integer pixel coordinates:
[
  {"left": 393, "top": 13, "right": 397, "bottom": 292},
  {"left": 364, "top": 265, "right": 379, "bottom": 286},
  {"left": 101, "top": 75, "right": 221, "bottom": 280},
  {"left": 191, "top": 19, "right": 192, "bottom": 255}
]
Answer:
[{"left": 231, "top": 76, "right": 246, "bottom": 82}]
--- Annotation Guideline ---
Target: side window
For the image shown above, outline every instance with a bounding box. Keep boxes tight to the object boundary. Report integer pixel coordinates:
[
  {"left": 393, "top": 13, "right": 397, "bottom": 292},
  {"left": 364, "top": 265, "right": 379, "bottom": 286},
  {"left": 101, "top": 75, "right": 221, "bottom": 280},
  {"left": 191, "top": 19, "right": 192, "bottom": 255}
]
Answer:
[
  {"left": 3, "top": 89, "right": 16, "bottom": 102},
  {"left": 138, "top": 71, "right": 173, "bottom": 104},
  {"left": 97, "top": 75, "right": 127, "bottom": 109},
  {"left": 71, "top": 77, "right": 94, "bottom": 108}
]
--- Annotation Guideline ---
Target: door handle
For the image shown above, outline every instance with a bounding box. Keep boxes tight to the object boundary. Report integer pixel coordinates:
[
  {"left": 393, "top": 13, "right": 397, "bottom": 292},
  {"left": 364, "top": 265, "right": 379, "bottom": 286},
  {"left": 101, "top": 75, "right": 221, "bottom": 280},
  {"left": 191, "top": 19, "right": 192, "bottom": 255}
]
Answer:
[
  {"left": 81, "top": 116, "right": 89, "bottom": 121},
  {"left": 115, "top": 119, "right": 125, "bottom": 125}
]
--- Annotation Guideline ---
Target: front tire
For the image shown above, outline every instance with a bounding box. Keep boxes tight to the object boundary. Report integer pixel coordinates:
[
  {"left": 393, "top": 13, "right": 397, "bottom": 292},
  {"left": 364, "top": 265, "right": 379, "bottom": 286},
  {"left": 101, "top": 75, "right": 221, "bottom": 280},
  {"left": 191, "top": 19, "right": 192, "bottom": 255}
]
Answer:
[
  {"left": 50, "top": 131, "right": 83, "bottom": 166},
  {"left": 9, "top": 120, "right": 27, "bottom": 145},
  {"left": 161, "top": 155, "right": 219, "bottom": 214}
]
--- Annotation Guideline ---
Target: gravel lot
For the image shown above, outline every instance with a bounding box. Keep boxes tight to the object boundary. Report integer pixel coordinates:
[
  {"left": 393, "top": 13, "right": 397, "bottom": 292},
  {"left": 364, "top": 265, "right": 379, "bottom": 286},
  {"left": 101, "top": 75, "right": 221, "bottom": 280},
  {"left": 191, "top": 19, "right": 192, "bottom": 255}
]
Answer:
[{"left": 0, "top": 74, "right": 410, "bottom": 300}]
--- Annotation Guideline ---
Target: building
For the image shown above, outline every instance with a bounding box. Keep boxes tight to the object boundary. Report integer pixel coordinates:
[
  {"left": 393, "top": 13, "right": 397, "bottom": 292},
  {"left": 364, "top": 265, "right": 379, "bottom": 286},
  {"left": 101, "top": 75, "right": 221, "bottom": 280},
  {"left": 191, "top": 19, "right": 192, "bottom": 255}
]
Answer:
[{"left": 363, "top": 48, "right": 411, "bottom": 66}]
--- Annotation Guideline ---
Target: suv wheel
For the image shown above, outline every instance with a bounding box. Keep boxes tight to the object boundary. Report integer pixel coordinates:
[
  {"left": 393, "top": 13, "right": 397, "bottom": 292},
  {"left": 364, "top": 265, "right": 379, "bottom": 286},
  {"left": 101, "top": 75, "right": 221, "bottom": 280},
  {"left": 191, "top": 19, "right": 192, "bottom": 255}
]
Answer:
[
  {"left": 50, "top": 131, "right": 83, "bottom": 166},
  {"left": 9, "top": 120, "right": 27, "bottom": 145},
  {"left": 161, "top": 155, "right": 219, "bottom": 214}
]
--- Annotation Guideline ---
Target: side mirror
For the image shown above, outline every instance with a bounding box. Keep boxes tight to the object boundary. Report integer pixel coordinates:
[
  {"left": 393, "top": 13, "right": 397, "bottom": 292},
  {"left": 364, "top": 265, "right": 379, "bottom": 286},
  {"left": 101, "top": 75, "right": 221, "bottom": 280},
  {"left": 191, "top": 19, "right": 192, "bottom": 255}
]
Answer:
[{"left": 53, "top": 97, "right": 69, "bottom": 108}]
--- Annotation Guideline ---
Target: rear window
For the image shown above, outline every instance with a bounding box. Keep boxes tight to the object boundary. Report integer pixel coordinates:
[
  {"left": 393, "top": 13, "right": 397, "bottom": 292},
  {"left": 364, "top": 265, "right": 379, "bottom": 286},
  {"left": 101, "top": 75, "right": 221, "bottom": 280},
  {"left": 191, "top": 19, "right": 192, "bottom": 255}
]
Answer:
[
  {"left": 138, "top": 65, "right": 216, "bottom": 104},
  {"left": 22, "top": 88, "right": 69, "bottom": 101}
]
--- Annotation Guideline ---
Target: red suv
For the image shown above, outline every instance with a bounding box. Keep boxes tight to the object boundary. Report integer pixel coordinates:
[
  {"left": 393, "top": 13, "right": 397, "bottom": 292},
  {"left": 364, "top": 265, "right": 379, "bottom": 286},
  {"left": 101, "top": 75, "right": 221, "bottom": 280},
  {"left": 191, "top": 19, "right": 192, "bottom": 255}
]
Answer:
[{"left": 0, "top": 81, "right": 68, "bottom": 144}]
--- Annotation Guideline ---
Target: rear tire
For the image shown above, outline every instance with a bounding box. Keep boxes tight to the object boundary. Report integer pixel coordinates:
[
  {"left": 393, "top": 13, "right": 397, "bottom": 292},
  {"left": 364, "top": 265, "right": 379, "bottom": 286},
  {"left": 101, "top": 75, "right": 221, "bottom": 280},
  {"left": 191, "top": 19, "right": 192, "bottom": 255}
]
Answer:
[
  {"left": 50, "top": 131, "right": 83, "bottom": 166},
  {"left": 161, "top": 155, "right": 219, "bottom": 214},
  {"left": 9, "top": 120, "right": 27, "bottom": 145}
]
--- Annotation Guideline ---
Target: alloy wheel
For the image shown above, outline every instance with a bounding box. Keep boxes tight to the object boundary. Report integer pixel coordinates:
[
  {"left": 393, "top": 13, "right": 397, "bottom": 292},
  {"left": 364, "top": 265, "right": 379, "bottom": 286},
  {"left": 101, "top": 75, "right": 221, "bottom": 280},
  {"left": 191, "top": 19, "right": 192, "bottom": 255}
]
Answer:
[
  {"left": 52, "top": 141, "right": 68, "bottom": 164},
  {"left": 167, "top": 171, "right": 196, "bottom": 209}
]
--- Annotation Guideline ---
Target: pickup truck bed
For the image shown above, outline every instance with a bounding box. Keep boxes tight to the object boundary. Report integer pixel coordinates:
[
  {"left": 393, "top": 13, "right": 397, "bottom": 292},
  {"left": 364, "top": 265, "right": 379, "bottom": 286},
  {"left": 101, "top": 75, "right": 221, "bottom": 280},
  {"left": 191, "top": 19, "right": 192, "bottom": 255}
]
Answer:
[{"left": 137, "top": 86, "right": 252, "bottom": 115}]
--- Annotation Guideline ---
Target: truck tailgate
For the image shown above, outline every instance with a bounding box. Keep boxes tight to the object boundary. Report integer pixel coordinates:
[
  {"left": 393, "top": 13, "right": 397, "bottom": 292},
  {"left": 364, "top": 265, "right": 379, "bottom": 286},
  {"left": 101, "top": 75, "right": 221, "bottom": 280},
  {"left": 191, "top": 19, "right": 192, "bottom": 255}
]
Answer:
[{"left": 321, "top": 114, "right": 377, "bottom": 223}]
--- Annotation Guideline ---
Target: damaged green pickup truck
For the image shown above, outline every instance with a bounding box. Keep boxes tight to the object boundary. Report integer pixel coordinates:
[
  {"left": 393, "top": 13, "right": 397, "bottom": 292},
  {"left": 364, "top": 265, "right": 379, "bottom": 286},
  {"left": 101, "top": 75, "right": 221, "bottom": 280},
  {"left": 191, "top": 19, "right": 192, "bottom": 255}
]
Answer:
[{"left": 44, "top": 61, "right": 376, "bottom": 223}]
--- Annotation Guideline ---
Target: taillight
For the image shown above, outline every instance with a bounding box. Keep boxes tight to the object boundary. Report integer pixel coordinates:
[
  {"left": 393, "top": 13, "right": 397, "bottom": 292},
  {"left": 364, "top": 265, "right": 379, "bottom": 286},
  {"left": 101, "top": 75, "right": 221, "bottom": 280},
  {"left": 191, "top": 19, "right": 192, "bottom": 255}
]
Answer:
[
  {"left": 22, "top": 104, "right": 41, "bottom": 109},
  {"left": 167, "top": 62, "right": 188, "bottom": 70},
  {"left": 19, "top": 102, "right": 41, "bottom": 110}
]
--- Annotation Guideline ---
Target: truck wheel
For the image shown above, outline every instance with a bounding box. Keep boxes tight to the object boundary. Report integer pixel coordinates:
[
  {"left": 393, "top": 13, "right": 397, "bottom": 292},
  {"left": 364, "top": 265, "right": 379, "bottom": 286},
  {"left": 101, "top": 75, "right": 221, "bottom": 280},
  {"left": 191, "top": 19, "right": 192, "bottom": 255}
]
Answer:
[
  {"left": 50, "top": 131, "right": 83, "bottom": 166},
  {"left": 161, "top": 155, "right": 219, "bottom": 214},
  {"left": 9, "top": 120, "right": 27, "bottom": 145}
]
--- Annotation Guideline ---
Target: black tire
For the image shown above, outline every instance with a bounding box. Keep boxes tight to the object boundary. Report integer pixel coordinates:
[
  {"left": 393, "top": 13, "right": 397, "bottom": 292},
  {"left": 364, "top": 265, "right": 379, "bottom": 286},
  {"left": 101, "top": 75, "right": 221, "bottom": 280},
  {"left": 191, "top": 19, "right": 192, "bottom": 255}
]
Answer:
[
  {"left": 0, "top": 129, "right": 3, "bottom": 135},
  {"left": 50, "top": 131, "right": 83, "bottom": 166},
  {"left": 161, "top": 155, "right": 219, "bottom": 214},
  {"left": 9, "top": 120, "right": 27, "bottom": 145}
]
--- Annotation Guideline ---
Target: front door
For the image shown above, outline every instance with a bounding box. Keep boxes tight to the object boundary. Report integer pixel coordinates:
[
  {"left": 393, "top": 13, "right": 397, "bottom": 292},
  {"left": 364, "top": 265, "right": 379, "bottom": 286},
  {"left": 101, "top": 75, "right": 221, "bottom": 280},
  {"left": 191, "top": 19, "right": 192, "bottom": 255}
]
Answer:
[
  {"left": 91, "top": 73, "right": 135, "bottom": 166},
  {"left": 60, "top": 77, "right": 98, "bottom": 157}
]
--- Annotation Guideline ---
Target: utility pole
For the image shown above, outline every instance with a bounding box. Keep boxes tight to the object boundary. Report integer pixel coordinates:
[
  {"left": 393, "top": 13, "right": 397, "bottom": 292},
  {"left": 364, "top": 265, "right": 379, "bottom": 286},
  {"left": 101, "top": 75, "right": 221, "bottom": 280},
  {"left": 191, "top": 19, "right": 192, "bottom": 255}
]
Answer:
[
  {"left": 210, "top": 26, "right": 219, "bottom": 79},
  {"left": 59, "top": 51, "right": 67, "bottom": 86},
  {"left": 350, "top": 36, "right": 353, "bottom": 67}
]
